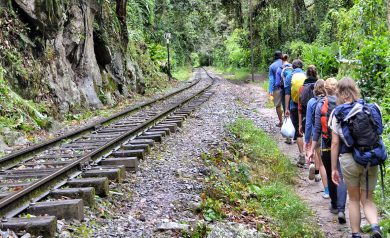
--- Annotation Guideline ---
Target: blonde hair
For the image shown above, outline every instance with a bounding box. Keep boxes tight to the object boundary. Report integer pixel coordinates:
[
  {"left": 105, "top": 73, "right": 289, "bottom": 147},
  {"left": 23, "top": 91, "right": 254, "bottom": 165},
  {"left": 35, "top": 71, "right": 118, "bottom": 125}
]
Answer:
[
  {"left": 325, "top": 78, "right": 338, "bottom": 95},
  {"left": 313, "top": 79, "right": 326, "bottom": 96},
  {"left": 336, "top": 77, "right": 361, "bottom": 104}
]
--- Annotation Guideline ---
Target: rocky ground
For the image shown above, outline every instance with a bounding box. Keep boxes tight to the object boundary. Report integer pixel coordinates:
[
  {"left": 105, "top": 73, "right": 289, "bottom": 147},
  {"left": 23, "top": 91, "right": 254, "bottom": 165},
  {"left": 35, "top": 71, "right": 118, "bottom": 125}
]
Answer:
[{"left": 56, "top": 70, "right": 352, "bottom": 238}]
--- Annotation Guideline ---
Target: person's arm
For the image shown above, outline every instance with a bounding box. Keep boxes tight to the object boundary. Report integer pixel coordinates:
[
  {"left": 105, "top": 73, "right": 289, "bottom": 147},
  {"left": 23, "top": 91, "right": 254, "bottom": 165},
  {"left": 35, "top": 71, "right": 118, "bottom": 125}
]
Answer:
[
  {"left": 268, "top": 66, "right": 274, "bottom": 94},
  {"left": 331, "top": 131, "right": 341, "bottom": 186},
  {"left": 307, "top": 102, "right": 322, "bottom": 162},
  {"left": 312, "top": 101, "right": 322, "bottom": 142},
  {"left": 304, "top": 100, "right": 313, "bottom": 144},
  {"left": 298, "top": 110, "right": 303, "bottom": 135},
  {"left": 298, "top": 87, "right": 304, "bottom": 134},
  {"left": 284, "top": 74, "right": 292, "bottom": 117}
]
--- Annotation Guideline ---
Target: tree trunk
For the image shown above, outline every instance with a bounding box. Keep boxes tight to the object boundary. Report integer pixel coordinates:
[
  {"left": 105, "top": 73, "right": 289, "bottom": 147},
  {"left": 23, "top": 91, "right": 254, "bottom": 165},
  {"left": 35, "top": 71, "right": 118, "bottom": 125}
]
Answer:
[
  {"left": 387, "top": 0, "right": 390, "bottom": 33},
  {"left": 116, "top": 0, "right": 128, "bottom": 46}
]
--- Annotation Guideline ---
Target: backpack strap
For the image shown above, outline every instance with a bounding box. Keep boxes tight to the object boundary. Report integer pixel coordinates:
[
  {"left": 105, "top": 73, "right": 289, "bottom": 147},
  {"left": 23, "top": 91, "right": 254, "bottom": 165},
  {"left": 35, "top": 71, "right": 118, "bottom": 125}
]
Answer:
[
  {"left": 321, "top": 97, "right": 329, "bottom": 139},
  {"left": 380, "top": 162, "right": 385, "bottom": 200},
  {"left": 364, "top": 161, "right": 370, "bottom": 199}
]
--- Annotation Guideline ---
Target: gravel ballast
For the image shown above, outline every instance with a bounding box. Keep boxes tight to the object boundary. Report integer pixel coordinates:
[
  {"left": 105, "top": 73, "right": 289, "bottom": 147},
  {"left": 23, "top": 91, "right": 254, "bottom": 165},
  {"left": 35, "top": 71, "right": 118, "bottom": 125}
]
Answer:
[{"left": 63, "top": 69, "right": 348, "bottom": 238}]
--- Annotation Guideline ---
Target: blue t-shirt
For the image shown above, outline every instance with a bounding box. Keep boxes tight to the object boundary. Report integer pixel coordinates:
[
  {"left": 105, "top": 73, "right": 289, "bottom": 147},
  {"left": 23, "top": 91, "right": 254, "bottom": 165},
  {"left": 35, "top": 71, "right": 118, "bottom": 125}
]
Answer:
[{"left": 268, "top": 59, "right": 283, "bottom": 93}]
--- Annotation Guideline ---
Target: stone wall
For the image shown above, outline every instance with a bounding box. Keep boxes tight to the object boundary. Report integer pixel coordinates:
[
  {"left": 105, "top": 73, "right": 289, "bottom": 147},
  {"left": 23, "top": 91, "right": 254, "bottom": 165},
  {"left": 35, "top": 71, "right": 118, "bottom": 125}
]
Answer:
[{"left": 8, "top": 0, "right": 145, "bottom": 114}]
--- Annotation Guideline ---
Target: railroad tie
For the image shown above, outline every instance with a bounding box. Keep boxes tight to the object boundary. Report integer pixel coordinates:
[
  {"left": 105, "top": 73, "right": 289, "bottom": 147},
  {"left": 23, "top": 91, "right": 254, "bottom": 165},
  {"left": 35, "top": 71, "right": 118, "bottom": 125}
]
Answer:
[
  {"left": 100, "top": 157, "right": 138, "bottom": 171},
  {"left": 0, "top": 216, "right": 57, "bottom": 237},
  {"left": 50, "top": 187, "right": 96, "bottom": 207},
  {"left": 26, "top": 199, "right": 84, "bottom": 220},
  {"left": 67, "top": 177, "right": 109, "bottom": 197}
]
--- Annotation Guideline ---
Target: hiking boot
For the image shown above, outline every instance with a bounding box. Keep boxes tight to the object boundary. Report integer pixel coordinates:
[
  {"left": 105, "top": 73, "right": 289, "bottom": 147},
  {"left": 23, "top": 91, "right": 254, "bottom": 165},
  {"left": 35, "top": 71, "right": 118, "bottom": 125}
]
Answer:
[
  {"left": 314, "top": 173, "right": 321, "bottom": 182},
  {"left": 308, "top": 163, "right": 315, "bottom": 180},
  {"left": 297, "top": 154, "right": 305, "bottom": 166},
  {"left": 371, "top": 227, "right": 383, "bottom": 238},
  {"left": 329, "top": 204, "right": 338, "bottom": 214},
  {"left": 285, "top": 138, "right": 292, "bottom": 144},
  {"left": 338, "top": 211, "right": 346, "bottom": 224}
]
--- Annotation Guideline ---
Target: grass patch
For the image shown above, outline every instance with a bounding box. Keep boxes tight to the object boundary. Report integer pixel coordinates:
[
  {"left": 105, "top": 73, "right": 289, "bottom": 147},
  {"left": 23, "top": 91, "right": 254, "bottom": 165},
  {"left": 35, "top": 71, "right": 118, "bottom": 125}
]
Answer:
[
  {"left": 374, "top": 166, "right": 390, "bottom": 236},
  {"left": 261, "top": 80, "right": 275, "bottom": 108},
  {"left": 213, "top": 67, "right": 254, "bottom": 82},
  {"left": 172, "top": 66, "right": 193, "bottom": 81},
  {"left": 200, "top": 118, "right": 323, "bottom": 237}
]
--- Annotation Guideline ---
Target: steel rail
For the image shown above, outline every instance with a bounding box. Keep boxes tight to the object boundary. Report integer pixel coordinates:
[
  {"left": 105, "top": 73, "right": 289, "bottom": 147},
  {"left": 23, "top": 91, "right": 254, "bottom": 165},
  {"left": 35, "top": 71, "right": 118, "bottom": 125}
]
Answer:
[
  {"left": 0, "top": 74, "right": 215, "bottom": 216},
  {"left": 0, "top": 77, "right": 201, "bottom": 168}
]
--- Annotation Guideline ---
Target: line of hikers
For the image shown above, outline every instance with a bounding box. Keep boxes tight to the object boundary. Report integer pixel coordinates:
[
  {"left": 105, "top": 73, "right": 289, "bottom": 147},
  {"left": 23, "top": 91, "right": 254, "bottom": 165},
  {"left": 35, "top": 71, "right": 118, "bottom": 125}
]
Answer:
[{"left": 268, "top": 51, "right": 387, "bottom": 238}]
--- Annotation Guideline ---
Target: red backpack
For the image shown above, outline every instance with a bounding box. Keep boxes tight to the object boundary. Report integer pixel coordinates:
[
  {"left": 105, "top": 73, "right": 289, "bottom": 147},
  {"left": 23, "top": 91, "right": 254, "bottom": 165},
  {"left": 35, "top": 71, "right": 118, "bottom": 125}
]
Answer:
[{"left": 320, "top": 96, "right": 337, "bottom": 142}]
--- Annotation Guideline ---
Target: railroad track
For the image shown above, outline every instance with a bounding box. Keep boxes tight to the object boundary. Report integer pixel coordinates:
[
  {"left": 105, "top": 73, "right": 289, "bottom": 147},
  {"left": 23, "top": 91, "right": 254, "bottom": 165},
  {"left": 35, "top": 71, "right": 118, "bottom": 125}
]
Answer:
[{"left": 0, "top": 68, "right": 216, "bottom": 237}]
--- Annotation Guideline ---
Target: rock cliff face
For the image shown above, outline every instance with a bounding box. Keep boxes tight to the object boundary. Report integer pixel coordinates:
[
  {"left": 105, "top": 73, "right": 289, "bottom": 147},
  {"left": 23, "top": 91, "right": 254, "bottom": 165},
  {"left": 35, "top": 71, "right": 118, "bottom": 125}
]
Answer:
[{"left": 6, "top": 0, "right": 146, "bottom": 114}]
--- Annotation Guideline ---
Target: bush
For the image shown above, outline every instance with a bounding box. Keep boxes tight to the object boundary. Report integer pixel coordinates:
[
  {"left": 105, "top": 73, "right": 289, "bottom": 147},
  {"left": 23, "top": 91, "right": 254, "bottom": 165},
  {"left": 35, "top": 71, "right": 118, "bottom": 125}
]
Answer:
[
  {"left": 224, "top": 29, "right": 250, "bottom": 68},
  {"left": 284, "top": 41, "right": 340, "bottom": 78},
  {"left": 355, "top": 36, "right": 390, "bottom": 99},
  {"left": 190, "top": 53, "right": 200, "bottom": 67}
]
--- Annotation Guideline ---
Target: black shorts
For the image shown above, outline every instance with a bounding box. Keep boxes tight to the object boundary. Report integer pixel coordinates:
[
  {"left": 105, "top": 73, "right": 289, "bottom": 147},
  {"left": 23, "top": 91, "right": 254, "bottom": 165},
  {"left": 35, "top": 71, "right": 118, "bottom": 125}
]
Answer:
[{"left": 290, "top": 108, "right": 302, "bottom": 140}]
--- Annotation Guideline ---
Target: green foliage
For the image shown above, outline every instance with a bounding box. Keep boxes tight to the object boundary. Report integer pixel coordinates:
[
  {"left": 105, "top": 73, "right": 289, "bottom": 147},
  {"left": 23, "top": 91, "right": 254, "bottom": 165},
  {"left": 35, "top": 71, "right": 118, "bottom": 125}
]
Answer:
[
  {"left": 201, "top": 198, "right": 225, "bottom": 222},
  {"left": 220, "top": 68, "right": 252, "bottom": 82},
  {"left": 284, "top": 41, "right": 340, "bottom": 78},
  {"left": 229, "top": 119, "right": 297, "bottom": 183},
  {"left": 355, "top": 36, "right": 390, "bottom": 99},
  {"left": 182, "top": 223, "right": 210, "bottom": 238},
  {"left": 201, "top": 118, "right": 322, "bottom": 237},
  {"left": 172, "top": 66, "right": 192, "bottom": 81},
  {"left": 190, "top": 53, "right": 200, "bottom": 67},
  {"left": 224, "top": 29, "right": 250, "bottom": 68},
  {"left": 251, "top": 183, "right": 318, "bottom": 237},
  {"left": 0, "top": 66, "right": 51, "bottom": 134}
]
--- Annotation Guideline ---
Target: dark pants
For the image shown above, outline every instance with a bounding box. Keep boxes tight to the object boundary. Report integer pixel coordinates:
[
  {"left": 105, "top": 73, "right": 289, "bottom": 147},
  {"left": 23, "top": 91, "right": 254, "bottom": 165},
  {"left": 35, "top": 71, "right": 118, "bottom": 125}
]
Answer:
[
  {"left": 290, "top": 108, "right": 301, "bottom": 140},
  {"left": 321, "top": 150, "right": 347, "bottom": 212}
]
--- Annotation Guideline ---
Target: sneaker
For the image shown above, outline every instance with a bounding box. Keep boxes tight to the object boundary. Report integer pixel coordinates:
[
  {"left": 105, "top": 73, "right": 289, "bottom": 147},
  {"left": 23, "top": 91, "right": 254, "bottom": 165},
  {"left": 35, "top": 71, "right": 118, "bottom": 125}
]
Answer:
[
  {"left": 322, "top": 192, "right": 330, "bottom": 199},
  {"left": 314, "top": 173, "right": 321, "bottom": 182},
  {"left": 329, "top": 204, "right": 338, "bottom": 214},
  {"left": 308, "top": 163, "right": 315, "bottom": 180},
  {"left": 297, "top": 154, "right": 305, "bottom": 166},
  {"left": 371, "top": 227, "right": 383, "bottom": 238},
  {"left": 338, "top": 211, "right": 346, "bottom": 224}
]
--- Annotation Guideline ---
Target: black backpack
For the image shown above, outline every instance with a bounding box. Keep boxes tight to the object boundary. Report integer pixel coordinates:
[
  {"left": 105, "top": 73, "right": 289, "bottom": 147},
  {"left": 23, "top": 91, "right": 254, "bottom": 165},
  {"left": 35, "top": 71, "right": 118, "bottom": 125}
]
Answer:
[
  {"left": 348, "top": 105, "right": 380, "bottom": 149},
  {"left": 299, "top": 83, "right": 315, "bottom": 120}
]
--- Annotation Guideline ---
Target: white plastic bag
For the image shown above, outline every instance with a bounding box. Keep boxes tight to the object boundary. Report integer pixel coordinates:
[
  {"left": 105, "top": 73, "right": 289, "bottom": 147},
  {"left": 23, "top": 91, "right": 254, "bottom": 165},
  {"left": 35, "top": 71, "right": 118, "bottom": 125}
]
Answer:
[{"left": 281, "top": 117, "right": 295, "bottom": 138}]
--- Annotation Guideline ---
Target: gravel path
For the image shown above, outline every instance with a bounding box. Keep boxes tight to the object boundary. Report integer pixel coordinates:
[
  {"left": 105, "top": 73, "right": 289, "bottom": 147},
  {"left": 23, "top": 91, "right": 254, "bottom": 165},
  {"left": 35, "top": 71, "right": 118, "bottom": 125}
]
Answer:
[{"left": 71, "top": 69, "right": 351, "bottom": 238}]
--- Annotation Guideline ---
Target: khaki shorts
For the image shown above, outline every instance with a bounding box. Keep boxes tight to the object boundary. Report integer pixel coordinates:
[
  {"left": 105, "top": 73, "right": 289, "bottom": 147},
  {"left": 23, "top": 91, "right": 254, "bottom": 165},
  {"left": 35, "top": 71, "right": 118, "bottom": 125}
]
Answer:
[
  {"left": 273, "top": 89, "right": 282, "bottom": 107},
  {"left": 339, "top": 153, "right": 378, "bottom": 190}
]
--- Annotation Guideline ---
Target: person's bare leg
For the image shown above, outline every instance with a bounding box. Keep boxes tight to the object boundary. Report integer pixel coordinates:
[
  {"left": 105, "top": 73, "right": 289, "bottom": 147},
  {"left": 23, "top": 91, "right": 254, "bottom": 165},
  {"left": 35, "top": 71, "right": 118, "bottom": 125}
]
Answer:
[
  {"left": 348, "top": 186, "right": 361, "bottom": 233},
  {"left": 276, "top": 105, "right": 283, "bottom": 125},
  {"left": 361, "top": 190, "right": 379, "bottom": 225},
  {"left": 297, "top": 137, "right": 304, "bottom": 154}
]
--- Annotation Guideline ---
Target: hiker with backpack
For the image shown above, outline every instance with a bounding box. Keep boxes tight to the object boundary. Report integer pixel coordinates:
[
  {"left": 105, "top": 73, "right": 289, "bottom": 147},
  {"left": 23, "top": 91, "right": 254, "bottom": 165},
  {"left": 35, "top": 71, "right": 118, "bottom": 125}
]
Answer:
[
  {"left": 275, "top": 54, "right": 292, "bottom": 113},
  {"left": 308, "top": 78, "right": 347, "bottom": 223},
  {"left": 304, "top": 79, "right": 329, "bottom": 198},
  {"left": 284, "top": 59, "right": 306, "bottom": 165},
  {"left": 330, "top": 77, "right": 385, "bottom": 238},
  {"left": 268, "top": 51, "right": 284, "bottom": 127}
]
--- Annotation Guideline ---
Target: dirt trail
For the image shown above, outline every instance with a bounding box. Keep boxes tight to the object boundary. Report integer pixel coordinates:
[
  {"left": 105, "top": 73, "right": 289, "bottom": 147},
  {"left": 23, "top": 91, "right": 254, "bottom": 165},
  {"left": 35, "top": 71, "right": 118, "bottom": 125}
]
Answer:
[{"left": 232, "top": 74, "right": 352, "bottom": 238}]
